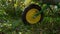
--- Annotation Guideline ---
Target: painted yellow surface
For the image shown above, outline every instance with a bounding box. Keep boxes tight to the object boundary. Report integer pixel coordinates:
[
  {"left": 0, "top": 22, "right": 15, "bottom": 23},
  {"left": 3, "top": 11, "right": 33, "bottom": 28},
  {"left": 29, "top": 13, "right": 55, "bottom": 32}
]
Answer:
[
  {"left": 26, "top": 9, "right": 41, "bottom": 24},
  {"left": 9, "top": 0, "right": 12, "bottom": 1},
  {"left": 24, "top": 0, "right": 32, "bottom": 6},
  {"left": 14, "top": 4, "right": 17, "bottom": 7}
]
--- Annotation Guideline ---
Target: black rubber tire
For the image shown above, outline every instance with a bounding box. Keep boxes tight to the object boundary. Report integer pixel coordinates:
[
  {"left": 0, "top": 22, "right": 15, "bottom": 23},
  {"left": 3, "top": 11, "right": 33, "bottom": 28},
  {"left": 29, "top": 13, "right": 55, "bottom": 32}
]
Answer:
[{"left": 22, "top": 4, "right": 43, "bottom": 25}]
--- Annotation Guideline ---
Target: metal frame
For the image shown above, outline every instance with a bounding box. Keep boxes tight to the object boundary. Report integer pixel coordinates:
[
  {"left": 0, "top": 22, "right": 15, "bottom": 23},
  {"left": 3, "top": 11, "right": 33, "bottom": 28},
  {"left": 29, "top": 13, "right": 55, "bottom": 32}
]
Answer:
[{"left": 33, "top": 3, "right": 60, "bottom": 18}]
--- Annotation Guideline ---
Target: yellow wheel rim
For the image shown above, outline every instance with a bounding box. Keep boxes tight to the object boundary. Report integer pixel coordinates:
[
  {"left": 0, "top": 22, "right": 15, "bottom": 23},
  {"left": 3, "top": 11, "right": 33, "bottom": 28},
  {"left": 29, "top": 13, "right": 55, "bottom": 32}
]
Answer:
[{"left": 26, "top": 8, "right": 41, "bottom": 24}]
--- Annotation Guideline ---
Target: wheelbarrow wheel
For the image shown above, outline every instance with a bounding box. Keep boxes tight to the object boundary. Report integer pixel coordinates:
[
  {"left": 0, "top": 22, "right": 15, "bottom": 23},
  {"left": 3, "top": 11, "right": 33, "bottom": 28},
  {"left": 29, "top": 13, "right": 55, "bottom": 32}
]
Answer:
[{"left": 22, "top": 4, "right": 43, "bottom": 25}]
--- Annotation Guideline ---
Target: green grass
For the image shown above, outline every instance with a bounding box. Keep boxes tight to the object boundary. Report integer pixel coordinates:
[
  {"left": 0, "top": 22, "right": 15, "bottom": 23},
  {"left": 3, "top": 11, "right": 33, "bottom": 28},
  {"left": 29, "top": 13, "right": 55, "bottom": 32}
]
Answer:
[
  {"left": 0, "top": 0, "right": 60, "bottom": 34},
  {"left": 0, "top": 11, "right": 60, "bottom": 34}
]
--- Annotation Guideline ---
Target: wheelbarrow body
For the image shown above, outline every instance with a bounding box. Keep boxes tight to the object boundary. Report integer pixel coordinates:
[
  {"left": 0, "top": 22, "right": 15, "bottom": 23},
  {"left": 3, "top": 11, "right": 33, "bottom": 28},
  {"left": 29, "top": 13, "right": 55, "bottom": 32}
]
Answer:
[
  {"left": 42, "top": 0, "right": 60, "bottom": 5},
  {"left": 24, "top": 0, "right": 60, "bottom": 6}
]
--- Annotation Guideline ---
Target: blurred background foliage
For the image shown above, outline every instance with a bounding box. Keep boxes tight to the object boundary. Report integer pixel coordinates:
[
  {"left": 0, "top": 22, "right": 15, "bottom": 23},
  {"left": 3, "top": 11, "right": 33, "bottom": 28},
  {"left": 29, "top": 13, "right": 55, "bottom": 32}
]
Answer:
[{"left": 0, "top": 0, "right": 60, "bottom": 34}]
